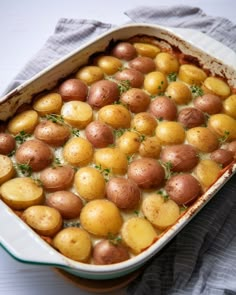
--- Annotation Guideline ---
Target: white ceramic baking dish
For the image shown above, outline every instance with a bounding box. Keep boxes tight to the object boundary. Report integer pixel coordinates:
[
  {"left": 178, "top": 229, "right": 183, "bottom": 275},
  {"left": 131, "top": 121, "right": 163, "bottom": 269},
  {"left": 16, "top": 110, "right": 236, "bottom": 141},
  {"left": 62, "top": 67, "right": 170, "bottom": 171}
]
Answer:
[{"left": 0, "top": 23, "right": 235, "bottom": 280}]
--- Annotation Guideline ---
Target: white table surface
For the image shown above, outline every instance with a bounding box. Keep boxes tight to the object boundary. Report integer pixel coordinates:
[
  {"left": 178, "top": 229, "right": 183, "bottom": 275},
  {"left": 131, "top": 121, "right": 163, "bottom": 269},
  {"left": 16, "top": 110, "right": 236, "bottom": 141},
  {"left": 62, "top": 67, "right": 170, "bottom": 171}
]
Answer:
[{"left": 0, "top": 1, "right": 235, "bottom": 294}]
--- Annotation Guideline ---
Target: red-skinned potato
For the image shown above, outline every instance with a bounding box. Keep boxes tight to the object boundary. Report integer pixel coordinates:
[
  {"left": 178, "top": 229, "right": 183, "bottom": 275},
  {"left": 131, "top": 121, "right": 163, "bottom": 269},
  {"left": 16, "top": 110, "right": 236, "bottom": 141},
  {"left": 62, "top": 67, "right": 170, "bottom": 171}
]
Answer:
[
  {"left": 149, "top": 96, "right": 177, "bottom": 121},
  {"left": 177, "top": 107, "right": 205, "bottom": 128},
  {"left": 227, "top": 140, "right": 236, "bottom": 158},
  {"left": 111, "top": 42, "right": 137, "bottom": 61},
  {"left": 194, "top": 94, "right": 222, "bottom": 114},
  {"left": 85, "top": 121, "right": 114, "bottom": 148},
  {"left": 160, "top": 144, "right": 199, "bottom": 172},
  {"left": 58, "top": 78, "right": 88, "bottom": 102},
  {"left": 115, "top": 68, "right": 144, "bottom": 88},
  {"left": 106, "top": 177, "right": 141, "bottom": 209},
  {"left": 87, "top": 80, "right": 119, "bottom": 108},
  {"left": 210, "top": 149, "right": 234, "bottom": 167},
  {"left": 93, "top": 239, "right": 130, "bottom": 265},
  {"left": 0, "top": 133, "right": 16, "bottom": 155},
  {"left": 165, "top": 174, "right": 202, "bottom": 205},
  {"left": 40, "top": 165, "right": 75, "bottom": 191},
  {"left": 128, "top": 158, "right": 165, "bottom": 189},
  {"left": 34, "top": 120, "right": 70, "bottom": 146},
  {"left": 120, "top": 88, "right": 150, "bottom": 113},
  {"left": 128, "top": 56, "right": 156, "bottom": 73},
  {"left": 46, "top": 191, "right": 83, "bottom": 219},
  {"left": 15, "top": 139, "right": 53, "bottom": 172}
]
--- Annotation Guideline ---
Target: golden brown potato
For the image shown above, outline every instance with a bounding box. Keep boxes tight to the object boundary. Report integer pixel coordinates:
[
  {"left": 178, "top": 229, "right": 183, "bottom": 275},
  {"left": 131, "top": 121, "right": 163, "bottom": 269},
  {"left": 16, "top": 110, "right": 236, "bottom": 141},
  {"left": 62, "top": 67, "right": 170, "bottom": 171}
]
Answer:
[
  {"left": 203, "top": 77, "right": 231, "bottom": 98},
  {"left": 75, "top": 65, "right": 104, "bottom": 85},
  {"left": 34, "top": 120, "right": 70, "bottom": 146},
  {"left": 33, "top": 93, "right": 62, "bottom": 115},
  {"left": 186, "top": 127, "right": 219, "bottom": 152},
  {"left": 53, "top": 227, "right": 92, "bottom": 262},
  {"left": 155, "top": 122, "right": 185, "bottom": 145},
  {"left": 58, "top": 78, "right": 88, "bottom": 102},
  {"left": 80, "top": 199, "right": 123, "bottom": 236},
  {"left": 131, "top": 112, "right": 157, "bottom": 136},
  {"left": 74, "top": 167, "right": 106, "bottom": 201},
  {"left": 106, "top": 177, "right": 141, "bottom": 209},
  {"left": 178, "top": 64, "right": 207, "bottom": 85},
  {"left": 7, "top": 110, "right": 39, "bottom": 135},
  {"left": 142, "top": 193, "right": 180, "bottom": 229},
  {"left": 93, "top": 239, "right": 130, "bottom": 265},
  {"left": 40, "top": 165, "right": 75, "bottom": 191},
  {"left": 121, "top": 217, "right": 157, "bottom": 254},
  {"left": 223, "top": 95, "right": 236, "bottom": 119},
  {"left": 98, "top": 104, "right": 131, "bottom": 129},
  {"left": 46, "top": 191, "right": 83, "bottom": 219},
  {"left": 117, "top": 131, "right": 140, "bottom": 155},
  {"left": 61, "top": 101, "right": 93, "bottom": 129},
  {"left": 95, "top": 55, "right": 122, "bottom": 75},
  {"left": 63, "top": 137, "right": 93, "bottom": 167},
  {"left": 208, "top": 114, "right": 236, "bottom": 141},
  {"left": 166, "top": 81, "right": 192, "bottom": 105},
  {"left": 155, "top": 52, "right": 179, "bottom": 74},
  {"left": 139, "top": 136, "right": 162, "bottom": 159},
  {"left": 144, "top": 71, "right": 168, "bottom": 95},
  {"left": 22, "top": 205, "right": 62, "bottom": 237},
  {"left": 120, "top": 88, "right": 150, "bottom": 113},
  {"left": 15, "top": 139, "right": 53, "bottom": 172},
  {"left": 94, "top": 147, "right": 128, "bottom": 175},
  {"left": 133, "top": 43, "right": 160, "bottom": 58},
  {"left": 0, "top": 177, "right": 44, "bottom": 210},
  {"left": 0, "top": 155, "right": 15, "bottom": 184}
]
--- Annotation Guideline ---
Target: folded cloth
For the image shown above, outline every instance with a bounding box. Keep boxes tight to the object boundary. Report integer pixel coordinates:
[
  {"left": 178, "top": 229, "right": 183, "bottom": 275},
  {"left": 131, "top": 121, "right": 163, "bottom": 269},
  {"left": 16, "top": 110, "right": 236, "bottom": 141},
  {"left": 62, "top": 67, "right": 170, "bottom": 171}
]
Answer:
[{"left": 3, "top": 5, "right": 236, "bottom": 295}]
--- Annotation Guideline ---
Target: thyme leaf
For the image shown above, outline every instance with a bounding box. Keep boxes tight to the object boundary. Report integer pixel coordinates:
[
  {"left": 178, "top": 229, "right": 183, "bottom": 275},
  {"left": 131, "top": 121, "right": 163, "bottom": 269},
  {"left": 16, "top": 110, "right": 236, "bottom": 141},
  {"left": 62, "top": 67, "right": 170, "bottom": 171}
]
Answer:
[
  {"left": 167, "top": 72, "right": 177, "bottom": 82},
  {"left": 190, "top": 85, "right": 204, "bottom": 98},
  {"left": 16, "top": 162, "right": 32, "bottom": 176},
  {"left": 15, "top": 131, "right": 31, "bottom": 144},
  {"left": 118, "top": 80, "right": 131, "bottom": 95},
  {"left": 218, "top": 130, "right": 230, "bottom": 144}
]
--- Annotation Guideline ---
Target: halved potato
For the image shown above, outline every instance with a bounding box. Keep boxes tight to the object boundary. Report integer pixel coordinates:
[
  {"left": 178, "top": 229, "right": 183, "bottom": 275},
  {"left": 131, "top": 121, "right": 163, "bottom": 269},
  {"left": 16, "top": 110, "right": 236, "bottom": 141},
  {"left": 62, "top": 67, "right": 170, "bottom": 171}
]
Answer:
[{"left": 0, "top": 155, "right": 15, "bottom": 185}]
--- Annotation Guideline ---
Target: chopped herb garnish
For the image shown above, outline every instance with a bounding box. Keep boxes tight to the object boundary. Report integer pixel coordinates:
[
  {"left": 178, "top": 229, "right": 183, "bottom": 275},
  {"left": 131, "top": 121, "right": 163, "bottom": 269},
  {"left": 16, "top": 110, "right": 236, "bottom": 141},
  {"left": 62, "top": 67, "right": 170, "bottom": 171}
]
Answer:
[
  {"left": 190, "top": 85, "right": 204, "bottom": 98},
  {"left": 167, "top": 72, "right": 177, "bottom": 82},
  {"left": 114, "top": 128, "right": 125, "bottom": 138},
  {"left": 139, "top": 134, "right": 146, "bottom": 142},
  {"left": 94, "top": 164, "right": 111, "bottom": 182},
  {"left": 180, "top": 204, "right": 188, "bottom": 213},
  {"left": 71, "top": 128, "right": 80, "bottom": 137},
  {"left": 118, "top": 80, "right": 131, "bottom": 95},
  {"left": 8, "top": 149, "right": 16, "bottom": 157},
  {"left": 15, "top": 131, "right": 31, "bottom": 144},
  {"left": 52, "top": 157, "right": 62, "bottom": 167},
  {"left": 16, "top": 163, "right": 32, "bottom": 176},
  {"left": 45, "top": 114, "right": 64, "bottom": 125},
  {"left": 32, "top": 178, "right": 43, "bottom": 187},
  {"left": 218, "top": 130, "right": 230, "bottom": 144},
  {"left": 63, "top": 221, "right": 80, "bottom": 228},
  {"left": 162, "top": 161, "right": 173, "bottom": 179},
  {"left": 108, "top": 233, "right": 122, "bottom": 245},
  {"left": 134, "top": 210, "right": 140, "bottom": 216}
]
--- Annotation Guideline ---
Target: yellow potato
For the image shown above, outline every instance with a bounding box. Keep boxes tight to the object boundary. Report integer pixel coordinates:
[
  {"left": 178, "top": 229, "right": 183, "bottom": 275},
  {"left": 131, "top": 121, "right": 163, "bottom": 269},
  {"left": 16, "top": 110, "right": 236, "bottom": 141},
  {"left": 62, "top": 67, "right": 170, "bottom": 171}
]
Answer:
[
  {"left": 133, "top": 43, "right": 160, "bottom": 58},
  {"left": 223, "top": 95, "right": 236, "bottom": 119},
  {"left": 186, "top": 127, "right": 219, "bottom": 152},
  {"left": 131, "top": 112, "right": 157, "bottom": 136},
  {"left": 53, "top": 227, "right": 92, "bottom": 262},
  {"left": 74, "top": 167, "right": 106, "bottom": 201},
  {"left": 121, "top": 217, "right": 157, "bottom": 254},
  {"left": 95, "top": 55, "right": 122, "bottom": 75},
  {"left": 166, "top": 81, "right": 192, "bottom": 105},
  {"left": 7, "top": 110, "right": 39, "bottom": 135},
  {"left": 75, "top": 66, "right": 104, "bottom": 85},
  {"left": 155, "top": 121, "right": 185, "bottom": 145},
  {"left": 194, "top": 159, "right": 221, "bottom": 189},
  {"left": 33, "top": 93, "right": 62, "bottom": 115},
  {"left": 208, "top": 114, "right": 236, "bottom": 141},
  {"left": 80, "top": 199, "right": 123, "bottom": 236},
  {"left": 98, "top": 104, "right": 131, "bottom": 129},
  {"left": 139, "top": 136, "right": 162, "bottom": 158},
  {"left": 22, "top": 205, "right": 62, "bottom": 237},
  {"left": 178, "top": 64, "right": 207, "bottom": 85},
  {"left": 144, "top": 71, "right": 168, "bottom": 95},
  {"left": 117, "top": 131, "right": 140, "bottom": 155},
  {"left": 154, "top": 52, "right": 179, "bottom": 74},
  {"left": 0, "top": 177, "right": 44, "bottom": 210},
  {"left": 0, "top": 155, "right": 15, "bottom": 185},
  {"left": 61, "top": 101, "right": 93, "bottom": 128},
  {"left": 63, "top": 137, "right": 93, "bottom": 167},
  {"left": 142, "top": 194, "right": 180, "bottom": 230},
  {"left": 94, "top": 147, "right": 128, "bottom": 175},
  {"left": 203, "top": 77, "right": 231, "bottom": 98}
]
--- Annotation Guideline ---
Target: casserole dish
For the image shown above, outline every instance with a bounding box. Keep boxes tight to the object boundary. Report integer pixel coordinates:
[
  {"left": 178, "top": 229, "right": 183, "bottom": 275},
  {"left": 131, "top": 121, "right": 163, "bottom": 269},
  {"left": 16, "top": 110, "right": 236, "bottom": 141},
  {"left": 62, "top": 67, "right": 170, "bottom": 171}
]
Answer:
[{"left": 0, "top": 23, "right": 235, "bottom": 280}]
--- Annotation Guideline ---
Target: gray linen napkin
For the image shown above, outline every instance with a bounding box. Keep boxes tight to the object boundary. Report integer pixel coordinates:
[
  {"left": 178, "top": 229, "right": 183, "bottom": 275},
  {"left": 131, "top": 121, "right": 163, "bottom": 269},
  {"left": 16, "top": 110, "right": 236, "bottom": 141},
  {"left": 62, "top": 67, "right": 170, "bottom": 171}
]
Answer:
[{"left": 2, "top": 5, "right": 236, "bottom": 295}]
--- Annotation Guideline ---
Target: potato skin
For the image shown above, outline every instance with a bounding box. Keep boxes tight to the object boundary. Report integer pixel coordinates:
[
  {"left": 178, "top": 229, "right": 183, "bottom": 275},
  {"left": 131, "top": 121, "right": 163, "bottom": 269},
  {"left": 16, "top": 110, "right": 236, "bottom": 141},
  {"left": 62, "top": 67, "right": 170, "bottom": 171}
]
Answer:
[
  {"left": 194, "top": 94, "right": 222, "bottom": 114},
  {"left": 177, "top": 107, "right": 205, "bottom": 128},
  {"left": 139, "top": 136, "right": 162, "bottom": 159},
  {"left": 120, "top": 88, "right": 150, "bottom": 113},
  {"left": 128, "top": 56, "right": 156, "bottom": 73},
  {"left": 75, "top": 66, "right": 104, "bottom": 85},
  {"left": 131, "top": 112, "right": 157, "bottom": 136},
  {"left": 85, "top": 121, "right": 114, "bottom": 148},
  {"left": 7, "top": 110, "right": 39, "bottom": 135},
  {"left": 115, "top": 68, "right": 144, "bottom": 88},
  {"left": 87, "top": 80, "right": 119, "bottom": 108},
  {"left": 40, "top": 165, "right": 75, "bottom": 191},
  {"left": 58, "top": 78, "right": 88, "bottom": 102},
  {"left": 160, "top": 144, "right": 199, "bottom": 172},
  {"left": 93, "top": 239, "right": 130, "bottom": 265},
  {"left": 34, "top": 120, "right": 70, "bottom": 146},
  {"left": 165, "top": 174, "right": 202, "bottom": 205},
  {"left": 0, "top": 133, "right": 16, "bottom": 155},
  {"left": 106, "top": 177, "right": 141, "bottom": 209},
  {"left": 46, "top": 191, "right": 83, "bottom": 219},
  {"left": 98, "top": 105, "right": 131, "bottom": 129},
  {"left": 15, "top": 139, "right": 53, "bottom": 172},
  {"left": 210, "top": 149, "right": 234, "bottom": 167},
  {"left": 0, "top": 155, "right": 15, "bottom": 185},
  {"left": 111, "top": 42, "right": 137, "bottom": 61},
  {"left": 128, "top": 158, "right": 165, "bottom": 189},
  {"left": 149, "top": 96, "right": 177, "bottom": 121}
]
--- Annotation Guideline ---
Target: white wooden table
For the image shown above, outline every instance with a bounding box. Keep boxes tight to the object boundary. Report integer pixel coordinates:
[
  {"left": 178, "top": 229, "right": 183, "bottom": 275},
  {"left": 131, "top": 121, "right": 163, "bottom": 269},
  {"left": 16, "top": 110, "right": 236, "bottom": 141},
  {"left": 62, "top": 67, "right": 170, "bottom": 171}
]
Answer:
[{"left": 0, "top": 1, "right": 235, "bottom": 294}]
